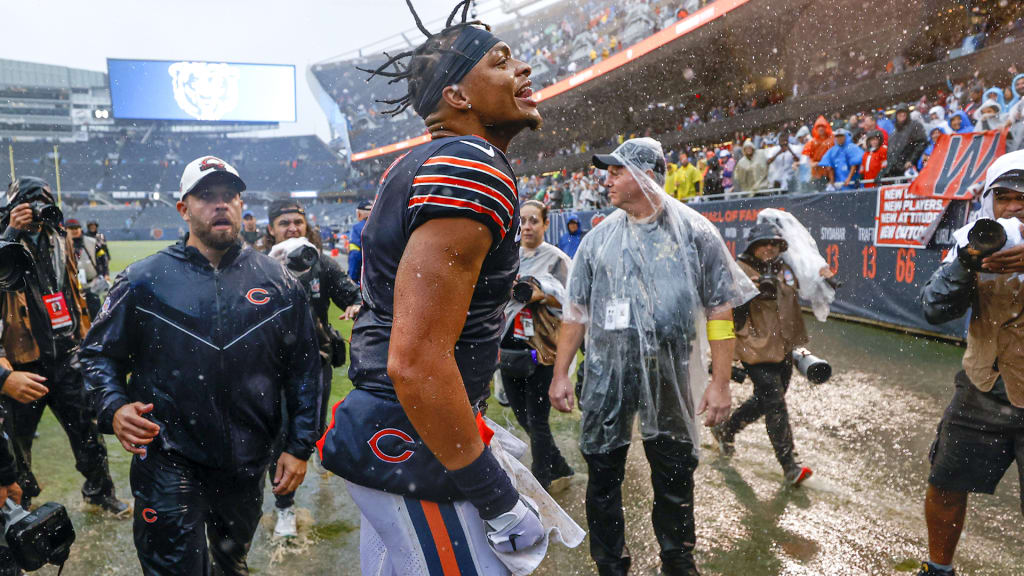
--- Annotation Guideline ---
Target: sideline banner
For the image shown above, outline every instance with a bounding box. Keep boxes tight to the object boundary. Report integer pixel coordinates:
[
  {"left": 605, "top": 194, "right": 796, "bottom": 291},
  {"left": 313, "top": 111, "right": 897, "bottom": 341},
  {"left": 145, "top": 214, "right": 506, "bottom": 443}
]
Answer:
[
  {"left": 550, "top": 190, "right": 969, "bottom": 339},
  {"left": 908, "top": 129, "right": 1008, "bottom": 200},
  {"left": 874, "top": 184, "right": 952, "bottom": 248}
]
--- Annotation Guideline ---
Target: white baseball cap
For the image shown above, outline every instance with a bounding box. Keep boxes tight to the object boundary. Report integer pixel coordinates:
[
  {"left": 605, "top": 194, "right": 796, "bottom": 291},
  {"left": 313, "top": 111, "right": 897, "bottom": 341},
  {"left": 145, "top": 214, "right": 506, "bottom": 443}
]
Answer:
[{"left": 178, "top": 156, "right": 246, "bottom": 201}]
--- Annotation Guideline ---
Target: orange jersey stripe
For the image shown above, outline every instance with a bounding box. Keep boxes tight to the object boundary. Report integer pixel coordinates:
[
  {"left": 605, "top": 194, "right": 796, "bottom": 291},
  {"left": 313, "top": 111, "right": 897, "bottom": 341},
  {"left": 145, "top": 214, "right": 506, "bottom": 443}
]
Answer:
[
  {"left": 420, "top": 501, "right": 461, "bottom": 576},
  {"left": 423, "top": 156, "right": 518, "bottom": 196},
  {"left": 412, "top": 175, "right": 515, "bottom": 218}
]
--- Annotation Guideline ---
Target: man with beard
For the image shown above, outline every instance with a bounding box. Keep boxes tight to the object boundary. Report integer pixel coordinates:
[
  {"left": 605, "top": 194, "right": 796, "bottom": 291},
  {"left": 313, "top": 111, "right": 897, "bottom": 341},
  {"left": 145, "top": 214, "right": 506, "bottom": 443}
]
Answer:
[
  {"left": 317, "top": 1, "right": 547, "bottom": 573},
  {"left": 79, "top": 156, "right": 321, "bottom": 575}
]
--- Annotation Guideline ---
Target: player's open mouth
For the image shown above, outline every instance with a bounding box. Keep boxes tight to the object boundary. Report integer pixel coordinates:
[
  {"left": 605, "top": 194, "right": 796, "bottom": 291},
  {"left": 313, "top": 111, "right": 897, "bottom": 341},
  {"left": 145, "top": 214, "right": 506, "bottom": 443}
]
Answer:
[
  {"left": 212, "top": 218, "right": 232, "bottom": 229},
  {"left": 515, "top": 83, "right": 537, "bottom": 106}
]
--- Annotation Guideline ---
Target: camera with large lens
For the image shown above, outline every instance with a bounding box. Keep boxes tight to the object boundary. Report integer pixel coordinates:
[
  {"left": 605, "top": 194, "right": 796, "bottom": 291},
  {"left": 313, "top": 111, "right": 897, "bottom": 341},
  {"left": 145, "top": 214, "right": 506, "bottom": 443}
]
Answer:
[
  {"left": 285, "top": 243, "right": 319, "bottom": 274},
  {"left": 512, "top": 278, "right": 536, "bottom": 304},
  {"left": 958, "top": 218, "right": 1007, "bottom": 272},
  {"left": 755, "top": 270, "right": 778, "bottom": 300},
  {"left": 2, "top": 498, "right": 76, "bottom": 572},
  {"left": 0, "top": 241, "right": 34, "bottom": 292},
  {"left": 28, "top": 202, "right": 63, "bottom": 229},
  {"left": 791, "top": 347, "right": 832, "bottom": 384}
]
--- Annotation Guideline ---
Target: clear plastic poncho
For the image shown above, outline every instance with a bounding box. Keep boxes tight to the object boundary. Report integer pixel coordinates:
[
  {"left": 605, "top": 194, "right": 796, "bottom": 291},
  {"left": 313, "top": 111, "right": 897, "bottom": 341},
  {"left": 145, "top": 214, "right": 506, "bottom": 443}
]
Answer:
[
  {"left": 563, "top": 138, "right": 758, "bottom": 456},
  {"left": 756, "top": 208, "right": 835, "bottom": 321}
]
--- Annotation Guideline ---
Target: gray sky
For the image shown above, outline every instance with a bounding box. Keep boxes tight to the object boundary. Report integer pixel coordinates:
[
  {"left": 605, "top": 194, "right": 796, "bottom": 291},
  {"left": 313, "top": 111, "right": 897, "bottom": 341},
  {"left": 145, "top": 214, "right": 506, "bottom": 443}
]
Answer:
[{"left": 1, "top": 0, "right": 548, "bottom": 140}]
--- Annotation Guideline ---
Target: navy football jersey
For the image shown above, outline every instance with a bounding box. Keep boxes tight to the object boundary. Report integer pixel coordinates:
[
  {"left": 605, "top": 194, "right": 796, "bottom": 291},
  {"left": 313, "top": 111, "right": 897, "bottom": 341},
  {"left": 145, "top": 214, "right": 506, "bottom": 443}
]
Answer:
[{"left": 349, "top": 135, "right": 520, "bottom": 405}]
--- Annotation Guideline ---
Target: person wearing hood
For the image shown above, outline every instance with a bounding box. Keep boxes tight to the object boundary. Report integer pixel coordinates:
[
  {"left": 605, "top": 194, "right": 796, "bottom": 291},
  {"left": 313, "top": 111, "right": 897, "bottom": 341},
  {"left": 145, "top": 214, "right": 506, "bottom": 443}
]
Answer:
[
  {"left": 558, "top": 213, "right": 584, "bottom": 258},
  {"left": 973, "top": 98, "right": 1005, "bottom": 132},
  {"left": 917, "top": 149, "right": 1024, "bottom": 576},
  {"left": 882, "top": 104, "right": 928, "bottom": 178},
  {"left": 947, "top": 110, "right": 974, "bottom": 134},
  {"left": 919, "top": 123, "right": 953, "bottom": 171},
  {"left": 928, "top": 106, "right": 947, "bottom": 125},
  {"left": 819, "top": 128, "right": 864, "bottom": 190},
  {"left": 802, "top": 116, "right": 835, "bottom": 191},
  {"left": 711, "top": 222, "right": 830, "bottom": 485},
  {"left": 861, "top": 130, "right": 889, "bottom": 187},
  {"left": 704, "top": 155, "right": 726, "bottom": 197},
  {"left": 764, "top": 131, "right": 799, "bottom": 193},
  {"left": 982, "top": 87, "right": 1006, "bottom": 114},
  {"left": 1008, "top": 73, "right": 1024, "bottom": 110},
  {"left": 719, "top": 149, "right": 736, "bottom": 191},
  {"left": 733, "top": 139, "right": 769, "bottom": 195},
  {"left": 549, "top": 138, "right": 757, "bottom": 576}
]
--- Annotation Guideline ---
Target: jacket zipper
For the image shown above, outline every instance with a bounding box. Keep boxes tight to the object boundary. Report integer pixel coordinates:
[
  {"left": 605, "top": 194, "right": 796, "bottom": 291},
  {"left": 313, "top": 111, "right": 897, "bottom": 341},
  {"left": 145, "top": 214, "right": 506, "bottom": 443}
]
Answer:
[{"left": 213, "top": 267, "right": 235, "bottom": 469}]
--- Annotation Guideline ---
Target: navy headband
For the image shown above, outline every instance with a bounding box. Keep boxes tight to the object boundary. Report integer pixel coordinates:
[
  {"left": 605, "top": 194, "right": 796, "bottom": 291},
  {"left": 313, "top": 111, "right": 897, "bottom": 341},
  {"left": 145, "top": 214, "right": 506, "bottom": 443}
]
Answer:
[{"left": 413, "top": 26, "right": 501, "bottom": 118}]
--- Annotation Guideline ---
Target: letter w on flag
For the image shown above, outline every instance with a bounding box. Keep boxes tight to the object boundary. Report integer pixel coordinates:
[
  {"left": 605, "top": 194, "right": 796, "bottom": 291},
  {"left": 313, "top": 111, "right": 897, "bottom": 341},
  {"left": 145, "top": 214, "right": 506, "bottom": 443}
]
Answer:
[{"left": 908, "top": 128, "right": 1008, "bottom": 199}]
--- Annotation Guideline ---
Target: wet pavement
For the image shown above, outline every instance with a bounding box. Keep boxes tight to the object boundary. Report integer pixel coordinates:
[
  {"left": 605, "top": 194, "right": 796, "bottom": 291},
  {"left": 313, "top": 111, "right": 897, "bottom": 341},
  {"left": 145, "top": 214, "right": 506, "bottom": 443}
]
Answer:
[{"left": 25, "top": 314, "right": 1023, "bottom": 575}]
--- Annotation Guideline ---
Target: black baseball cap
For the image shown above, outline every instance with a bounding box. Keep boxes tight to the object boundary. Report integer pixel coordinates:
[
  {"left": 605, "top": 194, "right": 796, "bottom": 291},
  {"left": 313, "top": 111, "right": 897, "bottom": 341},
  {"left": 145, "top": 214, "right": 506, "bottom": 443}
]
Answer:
[
  {"left": 357, "top": 199, "right": 374, "bottom": 211},
  {"left": 268, "top": 199, "right": 305, "bottom": 224}
]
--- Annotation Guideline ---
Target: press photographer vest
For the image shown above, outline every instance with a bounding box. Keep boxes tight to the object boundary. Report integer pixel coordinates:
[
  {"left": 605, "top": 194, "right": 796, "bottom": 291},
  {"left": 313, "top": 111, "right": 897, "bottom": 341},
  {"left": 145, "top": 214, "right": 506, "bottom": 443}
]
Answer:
[
  {"left": 963, "top": 275, "right": 1024, "bottom": 407},
  {"left": 1, "top": 235, "right": 90, "bottom": 365},
  {"left": 734, "top": 259, "right": 808, "bottom": 365}
]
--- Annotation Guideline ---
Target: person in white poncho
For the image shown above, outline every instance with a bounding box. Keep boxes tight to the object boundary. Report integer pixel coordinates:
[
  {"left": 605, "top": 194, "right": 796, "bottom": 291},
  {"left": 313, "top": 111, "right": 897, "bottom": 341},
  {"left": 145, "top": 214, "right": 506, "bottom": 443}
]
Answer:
[{"left": 548, "top": 138, "right": 757, "bottom": 576}]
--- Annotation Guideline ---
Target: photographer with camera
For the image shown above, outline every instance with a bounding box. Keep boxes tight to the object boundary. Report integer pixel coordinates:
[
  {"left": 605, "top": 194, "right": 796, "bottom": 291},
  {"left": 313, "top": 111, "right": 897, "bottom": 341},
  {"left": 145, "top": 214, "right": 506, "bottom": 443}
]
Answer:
[
  {"left": 915, "top": 150, "right": 1024, "bottom": 576},
  {"left": 260, "top": 198, "right": 360, "bottom": 538},
  {"left": 66, "top": 219, "right": 109, "bottom": 319},
  {"left": 499, "top": 200, "right": 574, "bottom": 491},
  {"left": 0, "top": 177, "right": 125, "bottom": 516},
  {"left": 710, "top": 222, "right": 830, "bottom": 486},
  {"left": 78, "top": 157, "right": 322, "bottom": 575}
]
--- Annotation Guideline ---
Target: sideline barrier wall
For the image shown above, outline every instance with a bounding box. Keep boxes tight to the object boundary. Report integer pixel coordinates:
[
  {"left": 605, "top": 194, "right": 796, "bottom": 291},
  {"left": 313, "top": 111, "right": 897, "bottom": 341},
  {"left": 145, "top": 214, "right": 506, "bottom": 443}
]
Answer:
[{"left": 545, "top": 189, "right": 971, "bottom": 340}]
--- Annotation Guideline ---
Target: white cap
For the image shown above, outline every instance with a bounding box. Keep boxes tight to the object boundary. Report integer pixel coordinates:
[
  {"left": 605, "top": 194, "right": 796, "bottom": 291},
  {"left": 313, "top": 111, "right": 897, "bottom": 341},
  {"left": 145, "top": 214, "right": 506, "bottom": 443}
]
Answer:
[{"left": 178, "top": 156, "right": 246, "bottom": 201}]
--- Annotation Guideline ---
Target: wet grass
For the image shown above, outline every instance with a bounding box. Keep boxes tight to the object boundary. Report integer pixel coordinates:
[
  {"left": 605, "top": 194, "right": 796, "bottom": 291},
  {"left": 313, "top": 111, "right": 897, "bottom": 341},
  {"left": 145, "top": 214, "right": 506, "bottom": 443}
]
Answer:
[{"left": 25, "top": 242, "right": 1022, "bottom": 574}]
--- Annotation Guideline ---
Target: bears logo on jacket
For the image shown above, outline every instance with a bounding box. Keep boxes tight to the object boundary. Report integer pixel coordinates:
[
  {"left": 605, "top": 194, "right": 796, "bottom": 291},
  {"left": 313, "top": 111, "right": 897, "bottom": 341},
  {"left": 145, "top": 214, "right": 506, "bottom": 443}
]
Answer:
[{"left": 245, "top": 288, "right": 270, "bottom": 305}]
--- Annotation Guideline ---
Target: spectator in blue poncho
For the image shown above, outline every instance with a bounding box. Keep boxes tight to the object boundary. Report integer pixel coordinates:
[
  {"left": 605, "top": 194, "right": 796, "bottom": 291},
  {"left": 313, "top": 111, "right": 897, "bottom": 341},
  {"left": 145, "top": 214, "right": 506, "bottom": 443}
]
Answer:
[{"left": 557, "top": 213, "right": 583, "bottom": 258}]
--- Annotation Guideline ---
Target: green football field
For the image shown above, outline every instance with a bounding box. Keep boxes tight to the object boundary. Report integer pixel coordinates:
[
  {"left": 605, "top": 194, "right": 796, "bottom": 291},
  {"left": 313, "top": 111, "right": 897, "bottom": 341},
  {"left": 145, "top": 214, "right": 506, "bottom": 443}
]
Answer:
[{"left": 107, "top": 240, "right": 355, "bottom": 403}]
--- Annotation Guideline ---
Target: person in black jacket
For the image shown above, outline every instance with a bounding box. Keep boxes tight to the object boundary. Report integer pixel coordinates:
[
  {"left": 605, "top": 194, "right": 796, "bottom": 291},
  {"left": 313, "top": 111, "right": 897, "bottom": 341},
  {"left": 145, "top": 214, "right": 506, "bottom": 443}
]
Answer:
[
  {"left": 882, "top": 104, "right": 928, "bottom": 178},
  {"left": 0, "top": 344, "right": 26, "bottom": 576},
  {"left": 78, "top": 156, "right": 322, "bottom": 576},
  {"left": 259, "top": 198, "right": 360, "bottom": 538}
]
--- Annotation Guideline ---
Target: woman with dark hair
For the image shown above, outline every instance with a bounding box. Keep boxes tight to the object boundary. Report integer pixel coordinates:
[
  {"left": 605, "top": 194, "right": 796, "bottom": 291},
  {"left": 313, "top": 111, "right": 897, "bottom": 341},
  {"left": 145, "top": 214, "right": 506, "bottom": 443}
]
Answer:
[
  {"left": 260, "top": 199, "right": 361, "bottom": 538},
  {"left": 499, "top": 200, "right": 574, "bottom": 490}
]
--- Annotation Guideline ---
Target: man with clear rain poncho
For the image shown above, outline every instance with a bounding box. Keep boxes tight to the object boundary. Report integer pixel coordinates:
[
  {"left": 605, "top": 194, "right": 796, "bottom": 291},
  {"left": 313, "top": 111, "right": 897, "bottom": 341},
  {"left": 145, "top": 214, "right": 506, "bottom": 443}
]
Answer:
[{"left": 548, "top": 138, "right": 758, "bottom": 576}]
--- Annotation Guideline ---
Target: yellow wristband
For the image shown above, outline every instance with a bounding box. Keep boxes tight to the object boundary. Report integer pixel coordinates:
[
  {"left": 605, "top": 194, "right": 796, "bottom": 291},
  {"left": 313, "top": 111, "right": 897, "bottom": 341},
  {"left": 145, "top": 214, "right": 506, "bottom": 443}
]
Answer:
[{"left": 706, "top": 319, "right": 735, "bottom": 341}]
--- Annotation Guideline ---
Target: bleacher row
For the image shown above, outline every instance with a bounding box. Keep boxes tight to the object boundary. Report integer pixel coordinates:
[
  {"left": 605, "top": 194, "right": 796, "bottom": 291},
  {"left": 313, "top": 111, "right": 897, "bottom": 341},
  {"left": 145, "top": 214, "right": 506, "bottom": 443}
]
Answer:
[
  {"left": 312, "top": 0, "right": 693, "bottom": 153},
  {"left": 8, "top": 134, "right": 348, "bottom": 193},
  {"left": 62, "top": 201, "right": 359, "bottom": 239}
]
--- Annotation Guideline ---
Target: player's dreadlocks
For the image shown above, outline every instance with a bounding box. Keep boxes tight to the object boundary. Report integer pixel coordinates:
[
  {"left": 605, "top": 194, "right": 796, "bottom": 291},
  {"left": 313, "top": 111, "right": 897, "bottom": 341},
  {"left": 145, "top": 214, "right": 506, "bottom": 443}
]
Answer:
[{"left": 357, "top": 0, "right": 494, "bottom": 118}]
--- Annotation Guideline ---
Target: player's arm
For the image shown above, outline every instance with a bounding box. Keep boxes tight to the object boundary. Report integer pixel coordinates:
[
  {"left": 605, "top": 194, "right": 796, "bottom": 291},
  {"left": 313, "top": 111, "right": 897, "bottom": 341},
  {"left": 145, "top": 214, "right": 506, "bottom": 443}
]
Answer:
[{"left": 389, "top": 217, "right": 492, "bottom": 471}]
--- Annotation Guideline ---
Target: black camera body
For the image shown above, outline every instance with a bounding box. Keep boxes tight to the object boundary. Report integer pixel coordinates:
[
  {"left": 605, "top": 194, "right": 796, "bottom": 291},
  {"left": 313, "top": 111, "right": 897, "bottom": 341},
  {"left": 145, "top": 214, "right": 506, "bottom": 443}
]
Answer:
[
  {"left": 958, "top": 218, "right": 1007, "bottom": 272},
  {"left": 2, "top": 498, "right": 75, "bottom": 571},
  {"left": 0, "top": 241, "right": 34, "bottom": 292},
  {"left": 286, "top": 244, "right": 320, "bottom": 274},
  {"left": 28, "top": 202, "right": 63, "bottom": 230}
]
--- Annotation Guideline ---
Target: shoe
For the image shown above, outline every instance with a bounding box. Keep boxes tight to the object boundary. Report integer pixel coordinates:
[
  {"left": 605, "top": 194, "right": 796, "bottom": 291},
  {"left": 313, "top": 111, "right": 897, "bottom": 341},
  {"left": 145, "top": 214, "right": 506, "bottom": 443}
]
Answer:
[
  {"left": 917, "top": 562, "right": 956, "bottom": 575},
  {"left": 710, "top": 425, "right": 734, "bottom": 457},
  {"left": 784, "top": 466, "right": 813, "bottom": 486},
  {"left": 546, "top": 461, "right": 575, "bottom": 493},
  {"left": 274, "top": 506, "right": 298, "bottom": 538},
  {"left": 494, "top": 386, "right": 509, "bottom": 407},
  {"left": 87, "top": 493, "right": 131, "bottom": 517}
]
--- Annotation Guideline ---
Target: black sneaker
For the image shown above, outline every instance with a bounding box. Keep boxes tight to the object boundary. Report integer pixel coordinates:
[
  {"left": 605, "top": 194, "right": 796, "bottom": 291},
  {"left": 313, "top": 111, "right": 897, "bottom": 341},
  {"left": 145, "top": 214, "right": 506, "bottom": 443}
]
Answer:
[
  {"left": 917, "top": 562, "right": 955, "bottom": 576},
  {"left": 546, "top": 460, "right": 575, "bottom": 493},
  {"left": 87, "top": 493, "right": 131, "bottom": 517},
  {"left": 710, "top": 424, "right": 735, "bottom": 457}
]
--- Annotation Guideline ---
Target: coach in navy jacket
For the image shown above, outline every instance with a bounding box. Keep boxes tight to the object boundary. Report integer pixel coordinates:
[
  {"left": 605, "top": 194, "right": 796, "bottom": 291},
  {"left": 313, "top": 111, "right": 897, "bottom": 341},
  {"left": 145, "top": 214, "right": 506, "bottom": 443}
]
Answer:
[{"left": 78, "top": 156, "right": 321, "bottom": 576}]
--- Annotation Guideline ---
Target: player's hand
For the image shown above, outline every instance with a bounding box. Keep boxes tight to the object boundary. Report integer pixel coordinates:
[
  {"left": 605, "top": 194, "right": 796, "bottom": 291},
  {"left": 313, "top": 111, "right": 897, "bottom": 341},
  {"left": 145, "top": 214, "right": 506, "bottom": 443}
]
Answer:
[
  {"left": 485, "top": 495, "right": 545, "bottom": 554},
  {"left": 528, "top": 285, "right": 547, "bottom": 304},
  {"left": 1, "top": 371, "right": 49, "bottom": 404},
  {"left": 698, "top": 379, "right": 731, "bottom": 427},
  {"left": 819, "top": 267, "right": 835, "bottom": 278},
  {"left": 982, "top": 242, "right": 1024, "bottom": 274},
  {"left": 7, "top": 204, "right": 33, "bottom": 232},
  {"left": 112, "top": 402, "right": 160, "bottom": 456},
  {"left": 273, "top": 452, "right": 308, "bottom": 495},
  {"left": 549, "top": 371, "right": 574, "bottom": 413},
  {"left": 340, "top": 304, "right": 361, "bottom": 320},
  {"left": 0, "top": 482, "right": 23, "bottom": 507}
]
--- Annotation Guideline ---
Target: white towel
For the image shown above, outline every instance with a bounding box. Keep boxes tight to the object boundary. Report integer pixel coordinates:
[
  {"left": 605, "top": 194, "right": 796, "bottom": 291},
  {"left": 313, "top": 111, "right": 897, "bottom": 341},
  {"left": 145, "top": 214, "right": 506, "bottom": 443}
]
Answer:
[{"left": 484, "top": 417, "right": 585, "bottom": 575}]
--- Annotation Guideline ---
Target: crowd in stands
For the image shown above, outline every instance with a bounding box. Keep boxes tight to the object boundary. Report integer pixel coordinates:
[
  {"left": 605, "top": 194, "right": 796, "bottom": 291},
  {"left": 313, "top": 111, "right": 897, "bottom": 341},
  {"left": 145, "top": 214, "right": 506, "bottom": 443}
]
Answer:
[
  {"left": 313, "top": 0, "right": 709, "bottom": 153},
  {"left": 6, "top": 132, "right": 350, "bottom": 195},
  {"left": 518, "top": 65, "right": 1024, "bottom": 207}
]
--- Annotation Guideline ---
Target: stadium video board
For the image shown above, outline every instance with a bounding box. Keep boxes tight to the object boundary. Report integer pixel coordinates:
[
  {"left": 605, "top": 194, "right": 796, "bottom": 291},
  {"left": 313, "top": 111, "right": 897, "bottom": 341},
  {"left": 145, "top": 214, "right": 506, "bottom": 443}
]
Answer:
[{"left": 107, "top": 59, "right": 296, "bottom": 123}]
